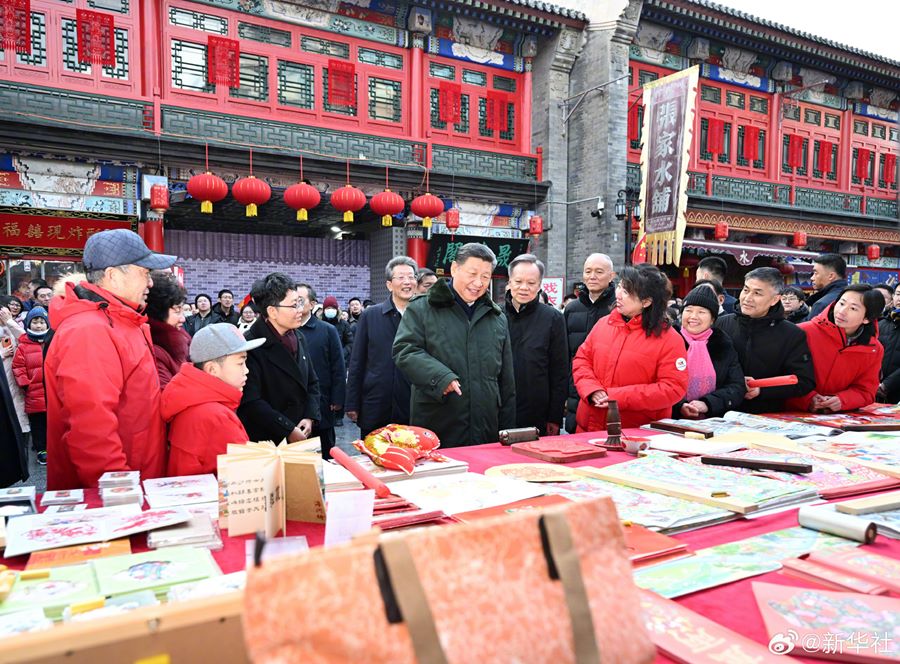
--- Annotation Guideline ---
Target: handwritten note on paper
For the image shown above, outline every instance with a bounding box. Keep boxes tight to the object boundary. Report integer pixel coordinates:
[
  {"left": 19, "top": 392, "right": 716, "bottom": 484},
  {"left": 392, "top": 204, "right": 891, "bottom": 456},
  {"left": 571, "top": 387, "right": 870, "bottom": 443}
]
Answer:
[{"left": 323, "top": 490, "right": 375, "bottom": 547}]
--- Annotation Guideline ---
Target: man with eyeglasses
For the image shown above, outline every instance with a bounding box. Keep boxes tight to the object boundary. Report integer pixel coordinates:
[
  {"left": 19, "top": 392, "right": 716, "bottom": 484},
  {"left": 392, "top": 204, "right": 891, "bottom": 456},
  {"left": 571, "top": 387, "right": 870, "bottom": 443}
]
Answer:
[
  {"left": 238, "top": 272, "right": 321, "bottom": 446},
  {"left": 346, "top": 256, "right": 418, "bottom": 437},
  {"left": 45, "top": 229, "right": 177, "bottom": 489},
  {"left": 780, "top": 287, "right": 809, "bottom": 324}
]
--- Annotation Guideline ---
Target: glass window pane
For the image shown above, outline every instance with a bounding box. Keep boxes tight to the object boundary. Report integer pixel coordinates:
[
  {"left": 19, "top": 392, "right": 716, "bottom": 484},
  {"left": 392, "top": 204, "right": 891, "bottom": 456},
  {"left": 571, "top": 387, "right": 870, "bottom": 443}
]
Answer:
[{"left": 171, "top": 39, "right": 215, "bottom": 93}]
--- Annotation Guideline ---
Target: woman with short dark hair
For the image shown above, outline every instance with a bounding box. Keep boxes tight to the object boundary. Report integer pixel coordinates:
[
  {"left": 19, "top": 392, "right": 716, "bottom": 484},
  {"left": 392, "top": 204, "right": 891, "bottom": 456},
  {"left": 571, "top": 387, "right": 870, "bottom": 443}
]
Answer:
[
  {"left": 573, "top": 264, "right": 689, "bottom": 430},
  {"left": 787, "top": 284, "right": 884, "bottom": 412},
  {"left": 145, "top": 271, "right": 190, "bottom": 390}
]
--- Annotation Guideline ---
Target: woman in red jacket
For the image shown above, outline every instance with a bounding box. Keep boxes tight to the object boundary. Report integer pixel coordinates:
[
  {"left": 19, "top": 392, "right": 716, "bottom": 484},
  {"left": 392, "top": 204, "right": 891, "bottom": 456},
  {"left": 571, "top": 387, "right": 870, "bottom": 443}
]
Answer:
[
  {"left": 787, "top": 284, "right": 884, "bottom": 413},
  {"left": 573, "top": 264, "right": 688, "bottom": 431}
]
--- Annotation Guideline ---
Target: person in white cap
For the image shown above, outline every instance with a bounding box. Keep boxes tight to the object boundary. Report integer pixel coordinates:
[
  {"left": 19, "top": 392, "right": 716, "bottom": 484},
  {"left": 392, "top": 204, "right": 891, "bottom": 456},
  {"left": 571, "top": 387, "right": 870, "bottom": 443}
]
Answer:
[
  {"left": 44, "top": 229, "right": 177, "bottom": 489},
  {"left": 161, "top": 323, "right": 264, "bottom": 477}
]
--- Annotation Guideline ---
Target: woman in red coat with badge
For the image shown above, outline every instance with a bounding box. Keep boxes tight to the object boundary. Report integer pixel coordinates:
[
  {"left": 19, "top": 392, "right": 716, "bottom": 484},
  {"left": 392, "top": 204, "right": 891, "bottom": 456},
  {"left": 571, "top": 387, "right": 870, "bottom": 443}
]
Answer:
[
  {"left": 573, "top": 264, "right": 689, "bottom": 431},
  {"left": 786, "top": 284, "right": 884, "bottom": 413}
]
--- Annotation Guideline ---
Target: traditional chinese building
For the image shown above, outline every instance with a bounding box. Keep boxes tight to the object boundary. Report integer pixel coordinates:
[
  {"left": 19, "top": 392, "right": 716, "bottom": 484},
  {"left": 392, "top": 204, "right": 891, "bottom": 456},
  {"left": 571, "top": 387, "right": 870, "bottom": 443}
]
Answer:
[{"left": 0, "top": 0, "right": 587, "bottom": 302}]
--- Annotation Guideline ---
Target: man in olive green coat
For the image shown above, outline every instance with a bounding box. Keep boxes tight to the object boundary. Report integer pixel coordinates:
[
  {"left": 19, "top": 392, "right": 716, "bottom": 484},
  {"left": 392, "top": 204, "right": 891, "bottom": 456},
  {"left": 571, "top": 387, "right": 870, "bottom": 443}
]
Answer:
[{"left": 393, "top": 243, "right": 516, "bottom": 447}]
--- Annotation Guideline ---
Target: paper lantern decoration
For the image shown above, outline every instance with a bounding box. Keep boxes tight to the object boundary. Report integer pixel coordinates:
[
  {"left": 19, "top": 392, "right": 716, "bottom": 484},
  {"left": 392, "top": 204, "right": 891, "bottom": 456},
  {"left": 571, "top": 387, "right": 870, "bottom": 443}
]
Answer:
[
  {"left": 410, "top": 193, "right": 444, "bottom": 229},
  {"left": 529, "top": 215, "right": 543, "bottom": 237},
  {"left": 856, "top": 148, "right": 872, "bottom": 181},
  {"left": 445, "top": 207, "right": 460, "bottom": 233},
  {"left": 707, "top": 118, "right": 724, "bottom": 158},
  {"left": 787, "top": 134, "right": 804, "bottom": 170},
  {"left": 284, "top": 183, "right": 320, "bottom": 221},
  {"left": 186, "top": 172, "right": 227, "bottom": 214},
  {"left": 867, "top": 244, "right": 881, "bottom": 261},
  {"left": 714, "top": 221, "right": 729, "bottom": 241},
  {"left": 331, "top": 185, "right": 366, "bottom": 223},
  {"left": 370, "top": 189, "right": 405, "bottom": 227},
  {"left": 232, "top": 176, "right": 271, "bottom": 217},
  {"left": 149, "top": 184, "right": 169, "bottom": 215},
  {"left": 792, "top": 231, "right": 807, "bottom": 249}
]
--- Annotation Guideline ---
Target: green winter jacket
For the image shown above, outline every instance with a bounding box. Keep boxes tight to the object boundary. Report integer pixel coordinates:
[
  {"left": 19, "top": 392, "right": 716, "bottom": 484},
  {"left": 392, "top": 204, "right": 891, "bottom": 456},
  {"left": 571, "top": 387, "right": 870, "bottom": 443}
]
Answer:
[{"left": 392, "top": 278, "right": 516, "bottom": 447}]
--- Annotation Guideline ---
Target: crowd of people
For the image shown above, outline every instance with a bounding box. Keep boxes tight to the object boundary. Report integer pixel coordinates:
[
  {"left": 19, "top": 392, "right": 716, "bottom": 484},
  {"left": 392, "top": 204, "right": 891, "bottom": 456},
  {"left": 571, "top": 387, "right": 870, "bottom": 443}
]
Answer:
[{"left": 0, "top": 229, "right": 898, "bottom": 491}]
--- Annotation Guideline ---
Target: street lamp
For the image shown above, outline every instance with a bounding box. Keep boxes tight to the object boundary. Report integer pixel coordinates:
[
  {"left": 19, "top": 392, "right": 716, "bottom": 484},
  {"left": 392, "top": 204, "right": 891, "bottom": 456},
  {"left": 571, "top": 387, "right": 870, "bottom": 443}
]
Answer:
[{"left": 615, "top": 187, "right": 642, "bottom": 264}]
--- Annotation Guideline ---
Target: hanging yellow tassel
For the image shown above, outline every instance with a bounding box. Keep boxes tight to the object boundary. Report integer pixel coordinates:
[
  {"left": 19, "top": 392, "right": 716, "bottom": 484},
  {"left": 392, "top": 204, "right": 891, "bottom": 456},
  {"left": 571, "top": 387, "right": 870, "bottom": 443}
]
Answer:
[
  {"left": 422, "top": 216, "right": 432, "bottom": 228},
  {"left": 201, "top": 200, "right": 213, "bottom": 213},
  {"left": 381, "top": 215, "right": 392, "bottom": 227},
  {"left": 246, "top": 204, "right": 258, "bottom": 217},
  {"left": 297, "top": 209, "right": 308, "bottom": 221},
  {"left": 343, "top": 211, "right": 354, "bottom": 222}
]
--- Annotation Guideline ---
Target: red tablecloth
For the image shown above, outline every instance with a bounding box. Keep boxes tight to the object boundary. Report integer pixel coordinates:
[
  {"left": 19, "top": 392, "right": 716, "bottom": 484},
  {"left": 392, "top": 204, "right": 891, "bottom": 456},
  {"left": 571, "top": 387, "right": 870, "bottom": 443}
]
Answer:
[{"left": 6, "top": 432, "right": 898, "bottom": 662}]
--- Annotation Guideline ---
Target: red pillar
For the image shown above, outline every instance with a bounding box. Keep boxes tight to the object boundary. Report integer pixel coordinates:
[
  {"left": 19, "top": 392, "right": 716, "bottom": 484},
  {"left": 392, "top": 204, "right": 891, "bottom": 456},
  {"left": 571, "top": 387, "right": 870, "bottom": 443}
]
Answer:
[
  {"left": 410, "top": 38, "right": 425, "bottom": 142},
  {"left": 143, "top": 219, "right": 164, "bottom": 252},
  {"left": 521, "top": 59, "right": 533, "bottom": 154},
  {"left": 406, "top": 237, "right": 429, "bottom": 269}
]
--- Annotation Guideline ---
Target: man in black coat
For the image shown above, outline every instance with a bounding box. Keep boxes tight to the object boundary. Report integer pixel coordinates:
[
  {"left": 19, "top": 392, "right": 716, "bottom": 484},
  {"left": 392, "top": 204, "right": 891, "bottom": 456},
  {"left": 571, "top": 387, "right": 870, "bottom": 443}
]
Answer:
[
  {"left": 696, "top": 256, "right": 737, "bottom": 314},
  {"left": 297, "top": 284, "right": 345, "bottom": 458},
  {"left": 238, "top": 273, "right": 321, "bottom": 444},
  {"left": 0, "top": 368, "right": 27, "bottom": 487},
  {"left": 805, "top": 253, "right": 848, "bottom": 321},
  {"left": 346, "top": 257, "right": 417, "bottom": 437},
  {"left": 505, "top": 255, "right": 569, "bottom": 435},
  {"left": 715, "top": 267, "right": 815, "bottom": 414},
  {"left": 211, "top": 289, "right": 240, "bottom": 326},
  {"left": 563, "top": 253, "right": 616, "bottom": 432},
  {"left": 877, "top": 284, "right": 900, "bottom": 402}
]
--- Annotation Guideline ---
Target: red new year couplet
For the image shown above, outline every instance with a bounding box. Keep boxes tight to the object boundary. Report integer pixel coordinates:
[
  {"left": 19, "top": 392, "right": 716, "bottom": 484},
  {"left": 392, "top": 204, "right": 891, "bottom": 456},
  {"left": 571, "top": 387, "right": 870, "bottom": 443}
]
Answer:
[
  {"left": 885, "top": 154, "right": 897, "bottom": 186},
  {"left": 787, "top": 134, "right": 804, "bottom": 170},
  {"left": 706, "top": 118, "right": 724, "bottom": 157},
  {"left": 438, "top": 81, "right": 461, "bottom": 124},
  {"left": 0, "top": 0, "right": 30, "bottom": 55},
  {"left": 742, "top": 125, "right": 760, "bottom": 162},
  {"left": 486, "top": 90, "right": 508, "bottom": 132},
  {"left": 207, "top": 36, "right": 240, "bottom": 87},
  {"left": 327, "top": 59, "right": 355, "bottom": 107},
  {"left": 817, "top": 140, "right": 833, "bottom": 175},
  {"left": 856, "top": 148, "right": 871, "bottom": 181},
  {"left": 76, "top": 9, "right": 114, "bottom": 66}
]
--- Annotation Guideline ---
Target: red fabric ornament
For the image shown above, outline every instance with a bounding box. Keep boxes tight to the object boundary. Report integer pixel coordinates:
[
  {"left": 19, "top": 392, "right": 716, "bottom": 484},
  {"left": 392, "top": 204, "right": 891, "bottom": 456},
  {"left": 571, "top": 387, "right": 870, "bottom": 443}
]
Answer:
[
  {"left": 76, "top": 9, "right": 114, "bottom": 66},
  {"left": 370, "top": 189, "right": 405, "bottom": 227},
  {"left": 438, "top": 81, "right": 462, "bottom": 124},
  {"left": 149, "top": 184, "right": 169, "bottom": 215},
  {"left": 283, "top": 183, "right": 320, "bottom": 222},
  {"left": 327, "top": 59, "right": 355, "bottom": 107},
  {"left": 0, "top": 0, "right": 30, "bottom": 55},
  {"left": 792, "top": 231, "right": 807, "bottom": 249},
  {"left": 486, "top": 90, "right": 509, "bottom": 132},
  {"left": 445, "top": 207, "right": 460, "bottom": 233},
  {"left": 186, "top": 172, "right": 227, "bottom": 214},
  {"left": 707, "top": 118, "right": 724, "bottom": 157},
  {"left": 207, "top": 36, "right": 240, "bottom": 87},
  {"left": 856, "top": 148, "right": 872, "bottom": 181},
  {"left": 628, "top": 102, "right": 641, "bottom": 143},
  {"left": 885, "top": 154, "right": 897, "bottom": 186},
  {"left": 742, "top": 125, "right": 760, "bottom": 162},
  {"left": 410, "top": 193, "right": 444, "bottom": 229},
  {"left": 817, "top": 141, "right": 833, "bottom": 175},
  {"left": 867, "top": 244, "right": 881, "bottom": 261},
  {"left": 787, "top": 134, "right": 804, "bottom": 170},
  {"left": 529, "top": 215, "right": 543, "bottom": 237},
  {"left": 330, "top": 185, "right": 366, "bottom": 223},
  {"left": 714, "top": 221, "right": 728, "bottom": 241},
  {"left": 232, "top": 176, "right": 271, "bottom": 217}
]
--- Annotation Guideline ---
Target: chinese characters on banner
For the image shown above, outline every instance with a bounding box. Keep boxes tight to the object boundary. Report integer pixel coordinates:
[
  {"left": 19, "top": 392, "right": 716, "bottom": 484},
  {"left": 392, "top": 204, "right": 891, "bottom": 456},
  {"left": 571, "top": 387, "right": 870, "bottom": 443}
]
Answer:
[
  {"left": 541, "top": 278, "right": 564, "bottom": 308},
  {"left": 638, "top": 66, "right": 699, "bottom": 265},
  {"left": 0, "top": 214, "right": 135, "bottom": 255},
  {"left": 427, "top": 234, "right": 530, "bottom": 278}
]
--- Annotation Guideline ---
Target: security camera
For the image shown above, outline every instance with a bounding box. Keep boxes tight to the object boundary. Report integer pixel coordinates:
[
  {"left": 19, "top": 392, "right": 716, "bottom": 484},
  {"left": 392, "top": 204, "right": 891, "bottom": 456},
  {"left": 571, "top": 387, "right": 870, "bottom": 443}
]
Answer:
[{"left": 590, "top": 196, "right": 604, "bottom": 218}]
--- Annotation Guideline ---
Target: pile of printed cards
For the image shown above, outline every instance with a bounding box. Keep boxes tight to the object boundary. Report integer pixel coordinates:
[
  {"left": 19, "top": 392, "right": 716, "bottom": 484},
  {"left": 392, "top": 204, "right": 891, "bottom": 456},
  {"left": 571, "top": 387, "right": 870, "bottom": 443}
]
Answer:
[{"left": 99, "top": 472, "right": 143, "bottom": 507}]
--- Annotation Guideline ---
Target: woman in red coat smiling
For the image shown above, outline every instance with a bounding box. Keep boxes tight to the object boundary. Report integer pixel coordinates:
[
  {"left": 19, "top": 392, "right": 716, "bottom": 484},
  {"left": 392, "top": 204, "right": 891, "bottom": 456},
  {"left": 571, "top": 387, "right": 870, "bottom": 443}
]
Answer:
[
  {"left": 786, "top": 284, "right": 884, "bottom": 413},
  {"left": 573, "top": 264, "right": 688, "bottom": 431}
]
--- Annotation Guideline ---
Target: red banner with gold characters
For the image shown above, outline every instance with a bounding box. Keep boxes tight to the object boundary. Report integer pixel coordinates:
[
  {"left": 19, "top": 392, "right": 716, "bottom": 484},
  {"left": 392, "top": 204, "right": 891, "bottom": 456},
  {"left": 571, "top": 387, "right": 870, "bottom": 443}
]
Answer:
[
  {"left": 0, "top": 213, "right": 134, "bottom": 254},
  {"left": 0, "top": 0, "right": 31, "bottom": 55},
  {"left": 76, "top": 9, "right": 115, "bottom": 67}
]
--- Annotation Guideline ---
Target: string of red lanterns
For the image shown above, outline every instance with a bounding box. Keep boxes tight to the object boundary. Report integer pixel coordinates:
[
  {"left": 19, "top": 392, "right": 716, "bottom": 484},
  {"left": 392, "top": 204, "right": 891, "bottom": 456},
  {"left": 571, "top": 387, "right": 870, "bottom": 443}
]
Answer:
[
  {"left": 186, "top": 144, "right": 228, "bottom": 214},
  {"left": 330, "top": 160, "right": 366, "bottom": 223},
  {"left": 232, "top": 150, "right": 271, "bottom": 217},
  {"left": 369, "top": 167, "right": 406, "bottom": 227},
  {"left": 283, "top": 155, "right": 320, "bottom": 222}
]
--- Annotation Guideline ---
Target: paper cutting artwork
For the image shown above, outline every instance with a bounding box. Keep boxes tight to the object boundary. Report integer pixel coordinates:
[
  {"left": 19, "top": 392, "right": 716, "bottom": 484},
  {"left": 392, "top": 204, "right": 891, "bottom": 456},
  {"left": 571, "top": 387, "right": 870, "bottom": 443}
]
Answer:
[{"left": 388, "top": 472, "right": 545, "bottom": 515}]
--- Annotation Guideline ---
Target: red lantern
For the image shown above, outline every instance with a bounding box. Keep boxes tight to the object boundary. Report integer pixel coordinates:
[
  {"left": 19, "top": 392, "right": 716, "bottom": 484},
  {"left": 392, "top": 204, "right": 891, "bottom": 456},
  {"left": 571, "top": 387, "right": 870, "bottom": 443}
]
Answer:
[
  {"left": 370, "top": 189, "right": 405, "bottom": 227},
  {"left": 714, "top": 221, "right": 729, "bottom": 241},
  {"left": 149, "top": 184, "right": 169, "bottom": 215},
  {"left": 792, "top": 231, "right": 807, "bottom": 249},
  {"left": 284, "top": 182, "right": 320, "bottom": 221},
  {"left": 411, "top": 193, "right": 444, "bottom": 228},
  {"left": 445, "top": 207, "right": 460, "bottom": 233},
  {"left": 186, "top": 172, "right": 228, "bottom": 214},
  {"left": 867, "top": 244, "right": 881, "bottom": 261},
  {"left": 331, "top": 185, "right": 366, "bottom": 223},
  {"left": 232, "top": 176, "right": 271, "bottom": 217},
  {"left": 529, "top": 215, "right": 543, "bottom": 237}
]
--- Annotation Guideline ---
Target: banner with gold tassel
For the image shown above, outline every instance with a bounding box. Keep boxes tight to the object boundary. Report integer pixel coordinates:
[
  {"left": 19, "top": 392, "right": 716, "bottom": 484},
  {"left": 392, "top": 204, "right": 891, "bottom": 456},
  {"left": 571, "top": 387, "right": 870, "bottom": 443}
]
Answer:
[{"left": 637, "top": 65, "right": 699, "bottom": 266}]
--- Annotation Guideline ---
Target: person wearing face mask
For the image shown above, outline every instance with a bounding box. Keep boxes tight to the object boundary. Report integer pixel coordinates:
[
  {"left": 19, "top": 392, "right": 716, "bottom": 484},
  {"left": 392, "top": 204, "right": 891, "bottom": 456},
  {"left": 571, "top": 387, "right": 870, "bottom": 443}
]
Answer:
[
  {"left": 12, "top": 307, "right": 51, "bottom": 465},
  {"left": 504, "top": 254, "right": 568, "bottom": 436},
  {"left": 573, "top": 264, "right": 688, "bottom": 430},
  {"left": 786, "top": 285, "right": 884, "bottom": 413},
  {"left": 321, "top": 295, "right": 353, "bottom": 365},
  {"left": 673, "top": 287, "right": 744, "bottom": 419}
]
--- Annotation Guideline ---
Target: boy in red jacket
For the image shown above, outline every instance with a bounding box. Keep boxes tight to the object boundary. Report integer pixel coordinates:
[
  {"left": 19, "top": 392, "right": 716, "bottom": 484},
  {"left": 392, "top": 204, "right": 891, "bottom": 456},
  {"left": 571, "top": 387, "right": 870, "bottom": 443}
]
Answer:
[
  {"left": 161, "top": 323, "right": 264, "bottom": 476},
  {"left": 12, "top": 306, "right": 50, "bottom": 465}
]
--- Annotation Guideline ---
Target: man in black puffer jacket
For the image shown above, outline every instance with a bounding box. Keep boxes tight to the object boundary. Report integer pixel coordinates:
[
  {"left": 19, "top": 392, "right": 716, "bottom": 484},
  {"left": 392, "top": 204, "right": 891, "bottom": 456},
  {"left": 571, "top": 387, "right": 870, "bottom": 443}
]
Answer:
[
  {"left": 563, "top": 253, "right": 616, "bottom": 433},
  {"left": 878, "top": 295, "right": 900, "bottom": 403}
]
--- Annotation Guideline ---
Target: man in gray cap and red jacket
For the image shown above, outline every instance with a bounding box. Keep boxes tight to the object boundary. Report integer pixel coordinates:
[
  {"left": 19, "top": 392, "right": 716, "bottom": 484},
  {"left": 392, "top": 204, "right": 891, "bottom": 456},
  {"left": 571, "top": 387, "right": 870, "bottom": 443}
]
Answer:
[{"left": 45, "top": 229, "right": 177, "bottom": 489}]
